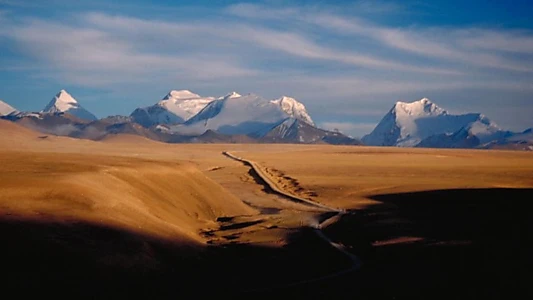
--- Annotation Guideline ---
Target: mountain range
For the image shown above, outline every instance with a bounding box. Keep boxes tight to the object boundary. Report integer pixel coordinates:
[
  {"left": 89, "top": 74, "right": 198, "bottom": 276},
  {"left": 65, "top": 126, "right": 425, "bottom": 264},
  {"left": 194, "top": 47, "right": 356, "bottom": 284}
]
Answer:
[
  {"left": 1, "top": 90, "right": 530, "bottom": 150},
  {"left": 1, "top": 89, "right": 358, "bottom": 145}
]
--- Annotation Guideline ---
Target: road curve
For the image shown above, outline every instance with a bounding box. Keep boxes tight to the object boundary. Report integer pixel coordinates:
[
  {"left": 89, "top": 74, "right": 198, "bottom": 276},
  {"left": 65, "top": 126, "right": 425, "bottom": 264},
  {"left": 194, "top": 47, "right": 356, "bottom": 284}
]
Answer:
[
  {"left": 222, "top": 151, "right": 361, "bottom": 292},
  {"left": 222, "top": 151, "right": 345, "bottom": 212}
]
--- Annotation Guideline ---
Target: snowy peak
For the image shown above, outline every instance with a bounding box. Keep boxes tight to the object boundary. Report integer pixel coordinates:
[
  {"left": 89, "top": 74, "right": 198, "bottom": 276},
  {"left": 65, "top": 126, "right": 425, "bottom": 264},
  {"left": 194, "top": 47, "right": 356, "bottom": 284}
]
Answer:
[
  {"left": 270, "top": 96, "right": 315, "bottom": 126},
  {"left": 131, "top": 90, "right": 215, "bottom": 127},
  {"left": 177, "top": 93, "right": 289, "bottom": 136},
  {"left": 0, "top": 99, "right": 17, "bottom": 116},
  {"left": 44, "top": 89, "right": 80, "bottom": 112},
  {"left": 42, "top": 89, "right": 97, "bottom": 121},
  {"left": 363, "top": 98, "right": 504, "bottom": 147},
  {"left": 393, "top": 98, "right": 446, "bottom": 117},
  {"left": 173, "top": 93, "right": 320, "bottom": 138},
  {"left": 160, "top": 89, "right": 215, "bottom": 106},
  {"left": 131, "top": 90, "right": 317, "bottom": 130},
  {"left": 163, "top": 90, "right": 201, "bottom": 100}
]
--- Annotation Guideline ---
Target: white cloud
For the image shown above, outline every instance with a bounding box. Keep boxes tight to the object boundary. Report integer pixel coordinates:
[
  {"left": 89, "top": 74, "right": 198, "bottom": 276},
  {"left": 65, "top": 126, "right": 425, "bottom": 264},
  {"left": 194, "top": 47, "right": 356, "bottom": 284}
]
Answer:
[
  {"left": 0, "top": 10, "right": 463, "bottom": 91},
  {"left": 458, "top": 29, "right": 533, "bottom": 54},
  {"left": 268, "top": 76, "right": 533, "bottom": 99},
  {"left": 84, "top": 13, "right": 458, "bottom": 75},
  {"left": 1, "top": 3, "right": 532, "bottom": 131},
  {"left": 4, "top": 17, "right": 258, "bottom": 86},
  {"left": 228, "top": 4, "right": 533, "bottom": 73},
  {"left": 4, "top": 11, "right": 531, "bottom": 95}
]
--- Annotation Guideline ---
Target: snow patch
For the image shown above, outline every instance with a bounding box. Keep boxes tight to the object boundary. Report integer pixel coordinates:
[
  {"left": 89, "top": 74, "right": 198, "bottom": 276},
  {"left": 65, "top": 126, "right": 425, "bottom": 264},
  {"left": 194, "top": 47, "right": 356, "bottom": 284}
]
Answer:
[
  {"left": 164, "top": 90, "right": 201, "bottom": 100},
  {"left": 0, "top": 100, "right": 17, "bottom": 116}
]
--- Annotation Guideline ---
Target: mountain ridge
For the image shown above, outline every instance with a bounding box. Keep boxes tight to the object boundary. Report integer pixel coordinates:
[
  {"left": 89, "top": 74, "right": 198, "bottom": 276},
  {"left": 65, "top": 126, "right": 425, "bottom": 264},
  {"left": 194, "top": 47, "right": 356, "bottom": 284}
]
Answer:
[
  {"left": 1, "top": 92, "right": 529, "bottom": 149},
  {"left": 1, "top": 89, "right": 357, "bottom": 145}
]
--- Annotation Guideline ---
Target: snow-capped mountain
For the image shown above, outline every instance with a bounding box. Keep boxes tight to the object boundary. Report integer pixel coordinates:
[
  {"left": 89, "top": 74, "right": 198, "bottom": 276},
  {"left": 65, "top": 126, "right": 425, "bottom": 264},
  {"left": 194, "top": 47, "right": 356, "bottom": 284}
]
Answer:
[
  {"left": 130, "top": 90, "right": 216, "bottom": 127},
  {"left": 5, "top": 89, "right": 527, "bottom": 148},
  {"left": 1, "top": 88, "right": 358, "bottom": 145},
  {"left": 169, "top": 93, "right": 315, "bottom": 137},
  {"left": 362, "top": 98, "right": 506, "bottom": 148},
  {"left": 166, "top": 92, "right": 356, "bottom": 143},
  {"left": 42, "top": 90, "right": 97, "bottom": 121},
  {"left": 0, "top": 100, "right": 17, "bottom": 116},
  {"left": 145, "top": 91, "right": 357, "bottom": 144},
  {"left": 270, "top": 96, "right": 315, "bottom": 126},
  {"left": 174, "top": 93, "right": 287, "bottom": 136}
]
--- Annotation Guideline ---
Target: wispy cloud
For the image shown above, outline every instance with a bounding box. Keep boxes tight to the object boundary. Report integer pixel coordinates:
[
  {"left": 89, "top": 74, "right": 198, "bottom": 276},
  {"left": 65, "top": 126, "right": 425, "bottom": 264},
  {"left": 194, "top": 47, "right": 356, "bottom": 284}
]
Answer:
[
  {"left": 1, "top": 7, "right": 486, "bottom": 92},
  {"left": 3, "top": 16, "right": 258, "bottom": 86},
  {"left": 227, "top": 3, "right": 533, "bottom": 73},
  {"left": 269, "top": 76, "right": 533, "bottom": 99},
  {"left": 84, "top": 13, "right": 457, "bottom": 75},
  {"left": 3, "top": 7, "right": 532, "bottom": 89},
  {"left": 458, "top": 29, "right": 533, "bottom": 54},
  {"left": 1, "top": 1, "right": 532, "bottom": 132}
]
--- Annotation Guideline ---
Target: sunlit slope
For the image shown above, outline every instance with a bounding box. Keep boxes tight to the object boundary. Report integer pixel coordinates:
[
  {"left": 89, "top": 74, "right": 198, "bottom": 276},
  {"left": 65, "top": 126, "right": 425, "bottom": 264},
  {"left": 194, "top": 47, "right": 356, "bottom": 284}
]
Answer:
[
  {"left": 0, "top": 151, "right": 254, "bottom": 242},
  {"left": 0, "top": 121, "right": 255, "bottom": 242}
]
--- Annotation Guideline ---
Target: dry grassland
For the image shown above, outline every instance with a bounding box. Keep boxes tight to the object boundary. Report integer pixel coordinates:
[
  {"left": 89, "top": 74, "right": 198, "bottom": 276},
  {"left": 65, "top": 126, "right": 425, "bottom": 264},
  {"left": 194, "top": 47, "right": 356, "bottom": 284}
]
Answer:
[
  {"left": 2, "top": 119, "right": 533, "bottom": 298},
  {"left": 239, "top": 145, "right": 533, "bottom": 208}
]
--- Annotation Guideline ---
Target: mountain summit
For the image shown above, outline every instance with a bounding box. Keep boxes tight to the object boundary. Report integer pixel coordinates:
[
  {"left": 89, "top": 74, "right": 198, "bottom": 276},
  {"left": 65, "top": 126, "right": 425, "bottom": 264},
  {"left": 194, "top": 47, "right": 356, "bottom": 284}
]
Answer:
[
  {"left": 362, "top": 98, "right": 505, "bottom": 147},
  {"left": 0, "top": 99, "right": 17, "bottom": 116},
  {"left": 164, "top": 89, "right": 201, "bottom": 100},
  {"left": 270, "top": 96, "right": 315, "bottom": 126},
  {"left": 172, "top": 93, "right": 315, "bottom": 137},
  {"left": 42, "top": 90, "right": 97, "bottom": 121},
  {"left": 394, "top": 98, "right": 446, "bottom": 117},
  {"left": 130, "top": 90, "right": 215, "bottom": 127}
]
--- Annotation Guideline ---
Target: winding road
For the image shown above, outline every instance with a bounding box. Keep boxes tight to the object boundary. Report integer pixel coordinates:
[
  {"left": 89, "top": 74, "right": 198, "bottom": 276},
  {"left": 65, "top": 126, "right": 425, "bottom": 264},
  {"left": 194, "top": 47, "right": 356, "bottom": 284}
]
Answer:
[{"left": 222, "top": 151, "right": 361, "bottom": 292}]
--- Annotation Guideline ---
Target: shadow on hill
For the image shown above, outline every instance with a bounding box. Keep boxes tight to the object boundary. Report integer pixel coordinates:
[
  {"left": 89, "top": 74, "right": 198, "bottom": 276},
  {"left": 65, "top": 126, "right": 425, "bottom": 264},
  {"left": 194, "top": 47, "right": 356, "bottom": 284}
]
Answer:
[
  {"left": 3, "top": 188, "right": 532, "bottom": 299},
  {"left": 0, "top": 217, "right": 351, "bottom": 299},
  {"left": 321, "top": 188, "right": 533, "bottom": 299}
]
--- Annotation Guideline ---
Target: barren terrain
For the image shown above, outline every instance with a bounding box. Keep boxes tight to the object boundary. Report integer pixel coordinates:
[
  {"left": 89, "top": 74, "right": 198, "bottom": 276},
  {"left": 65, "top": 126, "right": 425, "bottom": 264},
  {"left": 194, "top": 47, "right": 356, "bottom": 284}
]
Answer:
[{"left": 1, "top": 119, "right": 533, "bottom": 298}]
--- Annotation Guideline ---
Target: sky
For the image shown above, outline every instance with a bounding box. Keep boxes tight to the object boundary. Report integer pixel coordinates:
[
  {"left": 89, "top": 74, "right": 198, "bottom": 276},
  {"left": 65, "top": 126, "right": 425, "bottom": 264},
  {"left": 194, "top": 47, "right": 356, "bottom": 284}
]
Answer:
[{"left": 1, "top": 0, "right": 532, "bottom": 138}]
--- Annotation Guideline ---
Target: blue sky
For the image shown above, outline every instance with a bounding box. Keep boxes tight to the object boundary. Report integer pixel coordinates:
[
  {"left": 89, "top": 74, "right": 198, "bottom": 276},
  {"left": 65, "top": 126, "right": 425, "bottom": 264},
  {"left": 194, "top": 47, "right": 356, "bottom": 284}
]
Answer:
[{"left": 1, "top": 0, "right": 532, "bottom": 137}]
